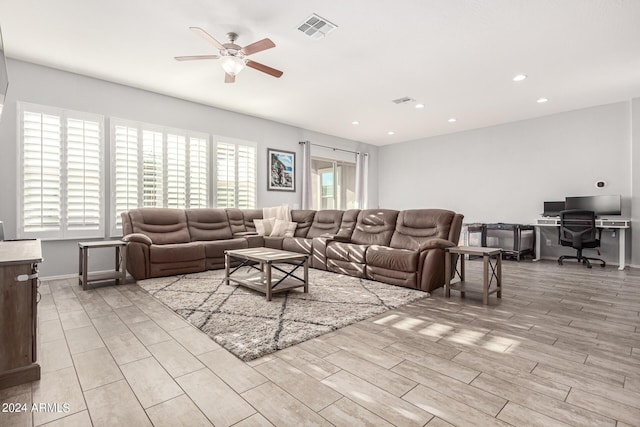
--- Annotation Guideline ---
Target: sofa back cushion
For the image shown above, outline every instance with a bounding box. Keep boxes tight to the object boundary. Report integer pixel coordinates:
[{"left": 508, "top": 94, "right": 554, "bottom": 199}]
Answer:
[
  {"left": 242, "top": 209, "right": 263, "bottom": 232},
  {"left": 226, "top": 209, "right": 246, "bottom": 234},
  {"left": 307, "top": 210, "right": 344, "bottom": 238},
  {"left": 351, "top": 209, "right": 399, "bottom": 246},
  {"left": 390, "top": 209, "right": 456, "bottom": 250},
  {"left": 186, "top": 209, "right": 233, "bottom": 241},
  {"left": 337, "top": 209, "right": 361, "bottom": 238},
  {"left": 291, "top": 210, "right": 316, "bottom": 237},
  {"left": 128, "top": 208, "right": 191, "bottom": 244}
]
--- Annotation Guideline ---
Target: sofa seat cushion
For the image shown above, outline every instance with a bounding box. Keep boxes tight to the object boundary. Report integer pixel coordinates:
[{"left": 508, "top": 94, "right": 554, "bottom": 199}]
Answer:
[
  {"left": 282, "top": 237, "right": 312, "bottom": 254},
  {"left": 202, "top": 238, "right": 248, "bottom": 258},
  {"left": 326, "top": 242, "right": 368, "bottom": 264},
  {"left": 150, "top": 242, "right": 205, "bottom": 264},
  {"left": 366, "top": 245, "right": 418, "bottom": 273}
]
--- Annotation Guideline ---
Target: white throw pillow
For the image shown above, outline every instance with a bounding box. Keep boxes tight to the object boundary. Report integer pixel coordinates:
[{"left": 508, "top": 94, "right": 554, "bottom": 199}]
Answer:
[
  {"left": 254, "top": 218, "right": 275, "bottom": 236},
  {"left": 270, "top": 219, "right": 297, "bottom": 238}
]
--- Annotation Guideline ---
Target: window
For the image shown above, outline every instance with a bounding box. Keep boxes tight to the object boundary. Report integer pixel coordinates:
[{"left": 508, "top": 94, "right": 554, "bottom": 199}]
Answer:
[
  {"left": 215, "top": 139, "right": 256, "bottom": 209},
  {"left": 19, "top": 103, "right": 104, "bottom": 239},
  {"left": 110, "top": 119, "right": 209, "bottom": 234},
  {"left": 311, "top": 158, "right": 356, "bottom": 210}
]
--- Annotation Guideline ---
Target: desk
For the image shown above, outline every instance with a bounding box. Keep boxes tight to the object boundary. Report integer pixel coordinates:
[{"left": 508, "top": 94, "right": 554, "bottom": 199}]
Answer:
[{"left": 533, "top": 217, "right": 630, "bottom": 270}]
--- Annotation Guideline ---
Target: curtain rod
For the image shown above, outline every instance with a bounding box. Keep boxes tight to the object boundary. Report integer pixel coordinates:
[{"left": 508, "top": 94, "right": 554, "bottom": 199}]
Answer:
[{"left": 299, "top": 141, "right": 366, "bottom": 155}]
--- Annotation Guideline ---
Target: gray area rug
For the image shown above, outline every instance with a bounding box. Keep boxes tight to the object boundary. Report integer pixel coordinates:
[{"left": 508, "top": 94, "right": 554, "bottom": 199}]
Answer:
[{"left": 137, "top": 268, "right": 429, "bottom": 361}]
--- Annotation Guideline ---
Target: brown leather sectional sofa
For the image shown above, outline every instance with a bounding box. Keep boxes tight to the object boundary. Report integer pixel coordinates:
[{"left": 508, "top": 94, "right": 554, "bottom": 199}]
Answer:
[{"left": 121, "top": 207, "right": 463, "bottom": 292}]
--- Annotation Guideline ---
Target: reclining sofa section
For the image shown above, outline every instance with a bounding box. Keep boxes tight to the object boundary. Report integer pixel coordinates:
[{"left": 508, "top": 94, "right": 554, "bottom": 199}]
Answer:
[{"left": 121, "top": 207, "right": 463, "bottom": 293}]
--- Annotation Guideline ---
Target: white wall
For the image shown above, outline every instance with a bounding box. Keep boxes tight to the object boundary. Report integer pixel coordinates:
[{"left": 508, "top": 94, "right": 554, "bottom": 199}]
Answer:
[
  {"left": 0, "top": 59, "right": 378, "bottom": 277},
  {"left": 379, "top": 101, "right": 634, "bottom": 265},
  {"left": 632, "top": 97, "right": 640, "bottom": 267}
]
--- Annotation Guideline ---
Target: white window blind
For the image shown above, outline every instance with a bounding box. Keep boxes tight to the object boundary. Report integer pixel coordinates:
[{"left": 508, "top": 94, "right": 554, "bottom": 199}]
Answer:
[
  {"left": 112, "top": 125, "right": 139, "bottom": 229},
  {"left": 167, "top": 134, "right": 186, "bottom": 209},
  {"left": 189, "top": 137, "right": 209, "bottom": 208},
  {"left": 19, "top": 103, "right": 104, "bottom": 239},
  {"left": 22, "top": 111, "right": 62, "bottom": 235},
  {"left": 142, "top": 130, "right": 164, "bottom": 208},
  {"left": 215, "top": 140, "right": 256, "bottom": 209},
  {"left": 110, "top": 119, "right": 210, "bottom": 234}
]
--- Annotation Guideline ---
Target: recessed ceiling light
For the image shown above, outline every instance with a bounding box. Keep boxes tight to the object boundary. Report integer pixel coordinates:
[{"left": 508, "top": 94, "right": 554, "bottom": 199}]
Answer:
[
  {"left": 513, "top": 74, "right": 527, "bottom": 82},
  {"left": 387, "top": 131, "right": 395, "bottom": 135},
  {"left": 351, "top": 121, "right": 359, "bottom": 125},
  {"left": 537, "top": 97, "right": 548, "bottom": 103},
  {"left": 415, "top": 103, "right": 425, "bottom": 109},
  {"left": 448, "top": 118, "right": 457, "bottom": 123}
]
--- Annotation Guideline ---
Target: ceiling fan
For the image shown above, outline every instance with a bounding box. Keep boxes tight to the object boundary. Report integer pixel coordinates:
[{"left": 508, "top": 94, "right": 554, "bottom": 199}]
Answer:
[{"left": 175, "top": 27, "right": 283, "bottom": 83}]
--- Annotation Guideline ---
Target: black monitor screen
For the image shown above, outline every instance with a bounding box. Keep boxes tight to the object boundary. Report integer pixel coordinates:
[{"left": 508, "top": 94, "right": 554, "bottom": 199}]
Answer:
[{"left": 565, "top": 195, "right": 621, "bottom": 216}]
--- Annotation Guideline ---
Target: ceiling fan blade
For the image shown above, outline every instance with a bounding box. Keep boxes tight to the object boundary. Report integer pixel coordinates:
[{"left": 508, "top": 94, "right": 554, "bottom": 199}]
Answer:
[
  {"left": 174, "top": 55, "right": 220, "bottom": 61},
  {"left": 225, "top": 73, "right": 236, "bottom": 84},
  {"left": 241, "top": 38, "right": 276, "bottom": 56},
  {"left": 189, "top": 26, "right": 225, "bottom": 50},
  {"left": 246, "top": 60, "right": 283, "bottom": 78}
]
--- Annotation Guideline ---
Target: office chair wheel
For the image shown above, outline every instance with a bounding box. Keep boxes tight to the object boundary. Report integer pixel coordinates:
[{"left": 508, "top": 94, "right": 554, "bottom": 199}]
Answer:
[
  {"left": 601, "top": 262, "right": 606, "bottom": 268},
  {"left": 557, "top": 259, "right": 563, "bottom": 265}
]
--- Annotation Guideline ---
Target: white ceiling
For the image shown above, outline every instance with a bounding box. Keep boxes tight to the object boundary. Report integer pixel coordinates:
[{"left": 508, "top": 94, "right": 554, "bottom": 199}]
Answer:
[{"left": 1, "top": 0, "right": 639, "bottom": 146}]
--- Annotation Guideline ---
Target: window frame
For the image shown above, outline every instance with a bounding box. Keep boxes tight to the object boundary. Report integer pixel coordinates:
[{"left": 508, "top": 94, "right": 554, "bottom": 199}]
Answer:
[
  {"left": 17, "top": 102, "right": 105, "bottom": 240},
  {"left": 213, "top": 136, "right": 257, "bottom": 209},
  {"left": 109, "top": 118, "right": 210, "bottom": 236}
]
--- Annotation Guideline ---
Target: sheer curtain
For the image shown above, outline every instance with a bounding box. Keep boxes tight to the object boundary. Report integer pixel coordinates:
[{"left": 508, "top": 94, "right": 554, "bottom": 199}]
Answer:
[
  {"left": 355, "top": 152, "right": 369, "bottom": 209},
  {"left": 300, "top": 140, "right": 313, "bottom": 209}
]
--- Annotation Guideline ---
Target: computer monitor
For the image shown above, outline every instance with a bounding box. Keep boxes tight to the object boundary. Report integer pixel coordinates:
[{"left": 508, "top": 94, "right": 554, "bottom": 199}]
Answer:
[
  {"left": 564, "top": 195, "right": 621, "bottom": 216},
  {"left": 543, "top": 201, "right": 565, "bottom": 217}
]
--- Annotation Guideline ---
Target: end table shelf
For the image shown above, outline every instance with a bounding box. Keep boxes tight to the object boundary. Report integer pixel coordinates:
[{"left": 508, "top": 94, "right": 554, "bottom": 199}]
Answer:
[
  {"left": 78, "top": 241, "right": 128, "bottom": 290},
  {"left": 445, "top": 246, "right": 503, "bottom": 305}
]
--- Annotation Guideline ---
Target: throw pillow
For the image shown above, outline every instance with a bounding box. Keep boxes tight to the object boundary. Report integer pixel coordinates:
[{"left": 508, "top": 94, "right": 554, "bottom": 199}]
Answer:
[
  {"left": 270, "top": 219, "right": 297, "bottom": 238},
  {"left": 254, "top": 218, "right": 275, "bottom": 236}
]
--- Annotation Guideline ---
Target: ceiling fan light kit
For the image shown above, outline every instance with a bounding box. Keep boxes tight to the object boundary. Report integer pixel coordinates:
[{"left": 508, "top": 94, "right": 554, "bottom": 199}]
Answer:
[{"left": 175, "top": 27, "right": 282, "bottom": 83}]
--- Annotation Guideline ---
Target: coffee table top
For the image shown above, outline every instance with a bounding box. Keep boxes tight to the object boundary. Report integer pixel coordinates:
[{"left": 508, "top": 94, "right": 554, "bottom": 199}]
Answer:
[
  {"left": 226, "top": 247, "right": 308, "bottom": 262},
  {"left": 446, "top": 246, "right": 502, "bottom": 256}
]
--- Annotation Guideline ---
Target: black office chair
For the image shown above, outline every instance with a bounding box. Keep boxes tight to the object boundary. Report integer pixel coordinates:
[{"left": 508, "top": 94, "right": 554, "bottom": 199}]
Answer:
[{"left": 557, "top": 210, "right": 605, "bottom": 268}]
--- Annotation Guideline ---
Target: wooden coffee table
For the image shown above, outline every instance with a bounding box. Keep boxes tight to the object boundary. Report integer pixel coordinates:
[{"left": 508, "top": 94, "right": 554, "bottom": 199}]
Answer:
[{"left": 224, "top": 248, "right": 309, "bottom": 301}]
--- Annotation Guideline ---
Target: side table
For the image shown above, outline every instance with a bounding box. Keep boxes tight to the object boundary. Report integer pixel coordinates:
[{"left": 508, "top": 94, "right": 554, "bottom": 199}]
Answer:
[
  {"left": 444, "top": 246, "right": 502, "bottom": 305},
  {"left": 78, "top": 241, "right": 128, "bottom": 290}
]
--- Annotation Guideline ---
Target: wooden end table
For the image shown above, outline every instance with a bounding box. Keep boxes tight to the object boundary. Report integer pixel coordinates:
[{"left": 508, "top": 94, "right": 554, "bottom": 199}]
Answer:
[
  {"left": 445, "top": 246, "right": 502, "bottom": 305},
  {"left": 78, "top": 241, "right": 128, "bottom": 290}
]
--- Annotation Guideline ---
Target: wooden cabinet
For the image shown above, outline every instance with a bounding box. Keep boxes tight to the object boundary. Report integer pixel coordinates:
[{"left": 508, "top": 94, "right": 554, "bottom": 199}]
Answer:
[{"left": 0, "top": 240, "right": 42, "bottom": 389}]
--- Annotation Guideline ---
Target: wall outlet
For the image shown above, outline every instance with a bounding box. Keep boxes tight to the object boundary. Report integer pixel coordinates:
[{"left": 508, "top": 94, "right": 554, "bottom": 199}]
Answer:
[{"left": 545, "top": 239, "right": 552, "bottom": 246}]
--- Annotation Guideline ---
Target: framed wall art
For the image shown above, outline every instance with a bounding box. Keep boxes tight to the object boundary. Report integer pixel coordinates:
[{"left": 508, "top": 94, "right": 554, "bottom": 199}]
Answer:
[{"left": 267, "top": 148, "right": 295, "bottom": 191}]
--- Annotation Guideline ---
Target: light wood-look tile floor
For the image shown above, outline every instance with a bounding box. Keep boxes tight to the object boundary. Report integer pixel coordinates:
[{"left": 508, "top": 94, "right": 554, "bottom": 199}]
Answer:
[{"left": 1, "top": 260, "right": 639, "bottom": 426}]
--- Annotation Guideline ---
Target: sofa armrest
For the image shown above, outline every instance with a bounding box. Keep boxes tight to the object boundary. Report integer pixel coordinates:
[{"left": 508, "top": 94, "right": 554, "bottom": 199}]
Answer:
[
  {"left": 233, "top": 231, "right": 259, "bottom": 237},
  {"left": 122, "top": 233, "right": 152, "bottom": 245},
  {"left": 319, "top": 233, "right": 351, "bottom": 243},
  {"left": 418, "top": 238, "right": 456, "bottom": 251}
]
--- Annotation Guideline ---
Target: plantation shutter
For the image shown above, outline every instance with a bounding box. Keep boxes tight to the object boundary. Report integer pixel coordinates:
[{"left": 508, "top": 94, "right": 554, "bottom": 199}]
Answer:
[
  {"left": 22, "top": 111, "right": 62, "bottom": 234},
  {"left": 216, "top": 142, "right": 236, "bottom": 208},
  {"left": 189, "top": 136, "right": 208, "bottom": 208},
  {"left": 167, "top": 133, "right": 186, "bottom": 208},
  {"left": 142, "top": 130, "right": 164, "bottom": 207},
  {"left": 112, "top": 125, "right": 139, "bottom": 229},
  {"left": 66, "top": 117, "right": 102, "bottom": 234},
  {"left": 237, "top": 144, "right": 256, "bottom": 209}
]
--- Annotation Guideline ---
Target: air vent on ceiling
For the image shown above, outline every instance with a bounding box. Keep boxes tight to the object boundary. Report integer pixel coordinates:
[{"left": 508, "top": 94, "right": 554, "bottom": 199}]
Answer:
[
  {"left": 297, "top": 13, "right": 338, "bottom": 39},
  {"left": 392, "top": 96, "right": 416, "bottom": 105}
]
